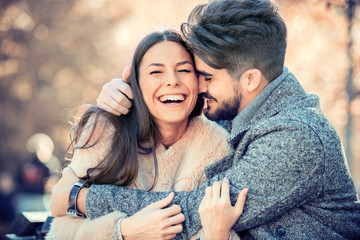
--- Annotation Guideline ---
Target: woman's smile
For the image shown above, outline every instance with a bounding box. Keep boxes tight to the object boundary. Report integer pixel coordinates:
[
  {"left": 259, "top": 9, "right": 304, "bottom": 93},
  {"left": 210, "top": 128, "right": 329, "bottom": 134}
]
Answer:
[{"left": 139, "top": 41, "right": 198, "bottom": 126}]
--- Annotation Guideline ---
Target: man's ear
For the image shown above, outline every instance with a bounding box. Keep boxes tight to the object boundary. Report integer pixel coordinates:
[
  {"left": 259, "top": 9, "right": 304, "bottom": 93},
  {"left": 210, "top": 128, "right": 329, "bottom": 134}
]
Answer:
[{"left": 241, "top": 69, "right": 262, "bottom": 92}]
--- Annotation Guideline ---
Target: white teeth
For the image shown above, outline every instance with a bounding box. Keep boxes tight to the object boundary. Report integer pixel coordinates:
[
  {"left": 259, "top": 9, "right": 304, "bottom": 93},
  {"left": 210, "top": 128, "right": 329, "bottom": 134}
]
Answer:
[{"left": 159, "top": 95, "right": 185, "bottom": 102}]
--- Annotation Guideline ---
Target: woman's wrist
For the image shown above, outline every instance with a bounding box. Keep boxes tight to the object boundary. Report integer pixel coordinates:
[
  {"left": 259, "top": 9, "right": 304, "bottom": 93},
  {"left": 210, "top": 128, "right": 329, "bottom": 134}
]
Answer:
[
  {"left": 201, "top": 229, "right": 231, "bottom": 240},
  {"left": 120, "top": 217, "right": 136, "bottom": 240},
  {"left": 116, "top": 217, "right": 126, "bottom": 240}
]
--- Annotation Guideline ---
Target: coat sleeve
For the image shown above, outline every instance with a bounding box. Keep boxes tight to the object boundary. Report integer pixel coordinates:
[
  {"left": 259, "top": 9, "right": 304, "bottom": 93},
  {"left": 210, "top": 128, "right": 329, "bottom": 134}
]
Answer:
[{"left": 86, "top": 121, "right": 325, "bottom": 239}]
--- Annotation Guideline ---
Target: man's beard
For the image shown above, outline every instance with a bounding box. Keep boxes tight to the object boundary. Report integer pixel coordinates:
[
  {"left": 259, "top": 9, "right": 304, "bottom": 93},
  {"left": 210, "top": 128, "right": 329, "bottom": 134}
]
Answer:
[{"left": 203, "top": 93, "right": 241, "bottom": 121}]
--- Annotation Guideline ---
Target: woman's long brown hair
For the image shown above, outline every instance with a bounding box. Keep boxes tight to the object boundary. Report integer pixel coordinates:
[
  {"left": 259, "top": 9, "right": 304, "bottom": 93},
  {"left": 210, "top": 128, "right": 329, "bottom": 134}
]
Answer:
[{"left": 67, "top": 30, "right": 203, "bottom": 190}]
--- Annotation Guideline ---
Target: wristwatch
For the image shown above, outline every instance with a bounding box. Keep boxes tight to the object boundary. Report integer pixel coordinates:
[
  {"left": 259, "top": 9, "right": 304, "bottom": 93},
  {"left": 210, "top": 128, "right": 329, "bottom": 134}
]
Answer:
[{"left": 66, "top": 179, "right": 89, "bottom": 218}]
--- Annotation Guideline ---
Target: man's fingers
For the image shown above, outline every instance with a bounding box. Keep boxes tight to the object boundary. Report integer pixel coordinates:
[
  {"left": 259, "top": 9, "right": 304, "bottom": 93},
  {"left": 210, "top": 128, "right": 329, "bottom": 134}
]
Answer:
[
  {"left": 98, "top": 89, "right": 130, "bottom": 115},
  {"left": 150, "top": 192, "right": 174, "bottom": 209},
  {"left": 96, "top": 101, "right": 122, "bottom": 116},
  {"left": 105, "top": 81, "right": 132, "bottom": 109},
  {"left": 113, "top": 76, "right": 134, "bottom": 100},
  {"left": 234, "top": 188, "right": 248, "bottom": 214},
  {"left": 121, "top": 66, "right": 131, "bottom": 83}
]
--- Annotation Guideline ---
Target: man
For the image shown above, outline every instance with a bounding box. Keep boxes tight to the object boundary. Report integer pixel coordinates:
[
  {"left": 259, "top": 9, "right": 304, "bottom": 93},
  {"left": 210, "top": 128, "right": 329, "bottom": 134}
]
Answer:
[{"left": 52, "top": 0, "right": 360, "bottom": 239}]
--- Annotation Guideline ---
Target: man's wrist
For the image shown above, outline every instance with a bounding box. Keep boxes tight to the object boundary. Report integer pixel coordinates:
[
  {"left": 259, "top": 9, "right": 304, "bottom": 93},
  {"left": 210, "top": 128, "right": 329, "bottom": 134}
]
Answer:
[
  {"left": 76, "top": 187, "right": 88, "bottom": 215},
  {"left": 66, "top": 180, "right": 89, "bottom": 217}
]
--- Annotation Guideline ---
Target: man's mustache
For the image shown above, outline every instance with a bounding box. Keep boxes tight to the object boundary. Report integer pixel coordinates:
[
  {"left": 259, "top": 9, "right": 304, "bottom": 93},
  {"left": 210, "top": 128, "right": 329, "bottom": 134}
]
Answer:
[{"left": 199, "top": 93, "right": 217, "bottom": 102}]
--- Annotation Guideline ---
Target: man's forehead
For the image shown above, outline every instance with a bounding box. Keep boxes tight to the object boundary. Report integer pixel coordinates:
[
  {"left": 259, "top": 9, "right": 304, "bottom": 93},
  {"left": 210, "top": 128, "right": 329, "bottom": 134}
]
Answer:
[{"left": 194, "top": 55, "right": 215, "bottom": 74}]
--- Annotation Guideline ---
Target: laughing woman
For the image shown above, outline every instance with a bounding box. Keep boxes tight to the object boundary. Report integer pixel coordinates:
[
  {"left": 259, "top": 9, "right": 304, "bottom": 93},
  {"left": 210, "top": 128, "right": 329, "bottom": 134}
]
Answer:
[{"left": 47, "top": 30, "right": 247, "bottom": 240}]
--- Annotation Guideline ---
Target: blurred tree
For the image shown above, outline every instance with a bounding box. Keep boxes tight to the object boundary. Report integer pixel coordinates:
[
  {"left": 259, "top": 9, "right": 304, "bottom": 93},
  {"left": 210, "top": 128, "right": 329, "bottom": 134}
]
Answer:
[
  {"left": 344, "top": 0, "right": 360, "bottom": 169},
  {"left": 0, "top": 0, "right": 359, "bottom": 197}
]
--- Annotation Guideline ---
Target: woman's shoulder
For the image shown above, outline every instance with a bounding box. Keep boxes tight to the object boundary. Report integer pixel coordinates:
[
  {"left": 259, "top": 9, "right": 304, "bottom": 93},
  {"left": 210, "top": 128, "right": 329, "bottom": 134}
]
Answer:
[
  {"left": 74, "top": 104, "right": 115, "bottom": 147},
  {"left": 190, "top": 116, "right": 229, "bottom": 139},
  {"left": 68, "top": 105, "right": 115, "bottom": 176}
]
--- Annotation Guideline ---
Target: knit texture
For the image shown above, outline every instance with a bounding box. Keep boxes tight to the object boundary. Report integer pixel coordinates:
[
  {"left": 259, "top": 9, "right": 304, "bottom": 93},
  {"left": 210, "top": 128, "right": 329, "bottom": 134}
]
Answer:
[
  {"left": 86, "top": 67, "right": 360, "bottom": 239},
  {"left": 47, "top": 113, "right": 231, "bottom": 239}
]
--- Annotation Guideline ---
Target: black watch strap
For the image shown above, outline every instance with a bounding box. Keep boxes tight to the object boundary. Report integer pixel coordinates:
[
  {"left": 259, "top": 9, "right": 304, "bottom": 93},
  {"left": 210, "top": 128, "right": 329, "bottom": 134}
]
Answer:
[{"left": 66, "top": 179, "right": 89, "bottom": 218}]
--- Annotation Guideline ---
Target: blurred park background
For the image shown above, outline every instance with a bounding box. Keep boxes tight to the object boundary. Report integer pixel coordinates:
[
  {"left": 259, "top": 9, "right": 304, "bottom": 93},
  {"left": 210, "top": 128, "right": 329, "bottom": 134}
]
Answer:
[{"left": 0, "top": 0, "right": 359, "bottom": 236}]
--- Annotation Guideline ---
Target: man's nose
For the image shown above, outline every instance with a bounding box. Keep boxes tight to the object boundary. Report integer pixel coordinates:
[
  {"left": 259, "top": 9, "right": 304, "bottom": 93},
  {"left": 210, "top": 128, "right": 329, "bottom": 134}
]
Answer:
[{"left": 199, "top": 78, "right": 208, "bottom": 93}]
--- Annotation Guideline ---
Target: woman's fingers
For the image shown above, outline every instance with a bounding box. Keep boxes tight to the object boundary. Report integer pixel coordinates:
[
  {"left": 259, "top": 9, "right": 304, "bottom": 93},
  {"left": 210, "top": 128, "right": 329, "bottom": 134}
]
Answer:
[
  {"left": 150, "top": 192, "right": 175, "bottom": 209},
  {"left": 163, "top": 223, "right": 183, "bottom": 236},
  {"left": 234, "top": 188, "right": 248, "bottom": 214},
  {"left": 204, "top": 186, "right": 212, "bottom": 201},
  {"left": 160, "top": 204, "right": 182, "bottom": 219},
  {"left": 166, "top": 211, "right": 185, "bottom": 226},
  {"left": 211, "top": 181, "right": 222, "bottom": 200},
  {"left": 221, "top": 177, "right": 230, "bottom": 201}
]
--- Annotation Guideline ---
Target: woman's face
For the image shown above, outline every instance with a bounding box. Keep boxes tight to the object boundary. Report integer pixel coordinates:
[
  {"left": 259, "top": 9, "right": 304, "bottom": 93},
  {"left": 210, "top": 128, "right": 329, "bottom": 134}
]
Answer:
[{"left": 138, "top": 41, "right": 198, "bottom": 126}]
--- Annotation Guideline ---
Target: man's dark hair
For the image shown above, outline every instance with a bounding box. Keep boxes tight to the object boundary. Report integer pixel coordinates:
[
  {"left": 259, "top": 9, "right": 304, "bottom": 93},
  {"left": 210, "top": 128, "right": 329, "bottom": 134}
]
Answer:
[{"left": 181, "top": 0, "right": 287, "bottom": 81}]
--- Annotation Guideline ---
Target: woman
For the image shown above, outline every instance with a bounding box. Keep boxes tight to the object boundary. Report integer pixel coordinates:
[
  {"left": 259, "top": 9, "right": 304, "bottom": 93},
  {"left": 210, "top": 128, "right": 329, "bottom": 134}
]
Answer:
[{"left": 48, "top": 29, "right": 247, "bottom": 240}]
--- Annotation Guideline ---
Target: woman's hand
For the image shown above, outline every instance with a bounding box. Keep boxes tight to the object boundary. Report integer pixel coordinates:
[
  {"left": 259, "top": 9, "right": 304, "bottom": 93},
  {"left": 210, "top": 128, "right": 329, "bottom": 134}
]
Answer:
[
  {"left": 96, "top": 66, "right": 134, "bottom": 116},
  {"left": 50, "top": 167, "right": 80, "bottom": 217},
  {"left": 121, "top": 192, "right": 184, "bottom": 240},
  {"left": 199, "top": 178, "right": 248, "bottom": 240}
]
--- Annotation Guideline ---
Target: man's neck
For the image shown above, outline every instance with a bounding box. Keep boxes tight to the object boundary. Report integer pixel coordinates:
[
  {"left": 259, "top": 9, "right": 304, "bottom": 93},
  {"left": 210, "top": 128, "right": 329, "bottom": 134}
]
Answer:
[{"left": 231, "top": 67, "right": 288, "bottom": 133}]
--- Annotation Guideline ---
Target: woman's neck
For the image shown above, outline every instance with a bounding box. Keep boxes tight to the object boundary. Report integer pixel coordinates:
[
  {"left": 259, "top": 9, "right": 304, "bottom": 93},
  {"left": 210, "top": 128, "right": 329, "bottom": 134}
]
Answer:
[{"left": 156, "top": 119, "right": 189, "bottom": 148}]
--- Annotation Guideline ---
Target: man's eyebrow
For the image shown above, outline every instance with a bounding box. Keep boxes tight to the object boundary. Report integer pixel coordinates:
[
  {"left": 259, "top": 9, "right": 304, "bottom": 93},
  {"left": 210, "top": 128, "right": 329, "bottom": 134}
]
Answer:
[{"left": 196, "top": 70, "right": 212, "bottom": 76}]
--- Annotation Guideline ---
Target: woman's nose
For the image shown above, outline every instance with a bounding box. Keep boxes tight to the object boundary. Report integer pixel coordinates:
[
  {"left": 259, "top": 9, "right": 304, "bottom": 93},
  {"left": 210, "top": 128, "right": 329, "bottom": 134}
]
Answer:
[{"left": 166, "top": 72, "right": 180, "bottom": 86}]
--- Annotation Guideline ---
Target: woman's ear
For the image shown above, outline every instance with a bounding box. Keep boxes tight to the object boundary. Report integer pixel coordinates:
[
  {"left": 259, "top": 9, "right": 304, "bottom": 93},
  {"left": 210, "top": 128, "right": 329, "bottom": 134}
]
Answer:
[{"left": 242, "top": 69, "right": 262, "bottom": 92}]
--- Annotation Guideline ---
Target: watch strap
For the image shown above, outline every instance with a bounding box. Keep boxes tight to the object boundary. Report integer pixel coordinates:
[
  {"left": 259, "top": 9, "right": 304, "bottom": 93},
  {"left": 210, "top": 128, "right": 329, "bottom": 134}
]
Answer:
[{"left": 66, "top": 179, "right": 89, "bottom": 218}]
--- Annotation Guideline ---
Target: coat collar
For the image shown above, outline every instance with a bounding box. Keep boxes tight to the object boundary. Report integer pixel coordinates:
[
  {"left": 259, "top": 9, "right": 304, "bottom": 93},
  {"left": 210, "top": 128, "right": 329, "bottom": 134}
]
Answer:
[{"left": 228, "top": 67, "right": 317, "bottom": 148}]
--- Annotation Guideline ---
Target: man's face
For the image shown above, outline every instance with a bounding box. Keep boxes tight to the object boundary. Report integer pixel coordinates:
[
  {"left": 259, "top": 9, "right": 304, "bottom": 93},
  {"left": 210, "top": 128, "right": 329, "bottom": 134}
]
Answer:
[{"left": 194, "top": 55, "right": 243, "bottom": 121}]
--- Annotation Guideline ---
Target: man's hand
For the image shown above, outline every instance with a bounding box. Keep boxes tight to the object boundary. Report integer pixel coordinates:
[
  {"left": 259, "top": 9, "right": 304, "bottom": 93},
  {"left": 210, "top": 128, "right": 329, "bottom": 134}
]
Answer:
[
  {"left": 121, "top": 192, "right": 184, "bottom": 240},
  {"left": 96, "top": 66, "right": 133, "bottom": 116},
  {"left": 199, "top": 178, "right": 248, "bottom": 240},
  {"left": 50, "top": 167, "right": 80, "bottom": 217}
]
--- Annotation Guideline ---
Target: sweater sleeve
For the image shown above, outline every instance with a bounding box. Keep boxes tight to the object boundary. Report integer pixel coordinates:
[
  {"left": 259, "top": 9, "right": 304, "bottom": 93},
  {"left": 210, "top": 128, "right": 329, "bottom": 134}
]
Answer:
[
  {"left": 48, "top": 107, "right": 121, "bottom": 239},
  {"left": 46, "top": 211, "right": 127, "bottom": 240},
  {"left": 86, "top": 122, "right": 325, "bottom": 239}
]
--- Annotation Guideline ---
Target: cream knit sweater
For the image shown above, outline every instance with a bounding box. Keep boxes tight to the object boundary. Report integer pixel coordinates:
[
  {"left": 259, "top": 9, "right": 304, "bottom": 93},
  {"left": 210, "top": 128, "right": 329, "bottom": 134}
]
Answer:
[{"left": 47, "top": 112, "right": 239, "bottom": 239}]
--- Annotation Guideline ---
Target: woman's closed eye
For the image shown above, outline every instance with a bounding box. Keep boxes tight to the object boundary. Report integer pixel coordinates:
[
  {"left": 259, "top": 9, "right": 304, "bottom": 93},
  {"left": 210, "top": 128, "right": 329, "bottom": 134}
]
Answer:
[
  {"left": 150, "top": 70, "right": 162, "bottom": 75},
  {"left": 178, "top": 69, "right": 192, "bottom": 73}
]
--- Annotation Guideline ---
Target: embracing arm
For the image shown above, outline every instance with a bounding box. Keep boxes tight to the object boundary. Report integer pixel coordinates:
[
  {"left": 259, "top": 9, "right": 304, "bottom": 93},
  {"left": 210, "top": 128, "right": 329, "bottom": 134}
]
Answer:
[{"left": 85, "top": 123, "right": 325, "bottom": 239}]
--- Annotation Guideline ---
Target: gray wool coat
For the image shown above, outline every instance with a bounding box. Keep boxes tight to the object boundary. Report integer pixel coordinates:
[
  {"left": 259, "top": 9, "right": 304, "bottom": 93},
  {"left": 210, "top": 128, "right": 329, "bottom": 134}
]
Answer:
[{"left": 85, "top": 67, "right": 360, "bottom": 239}]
